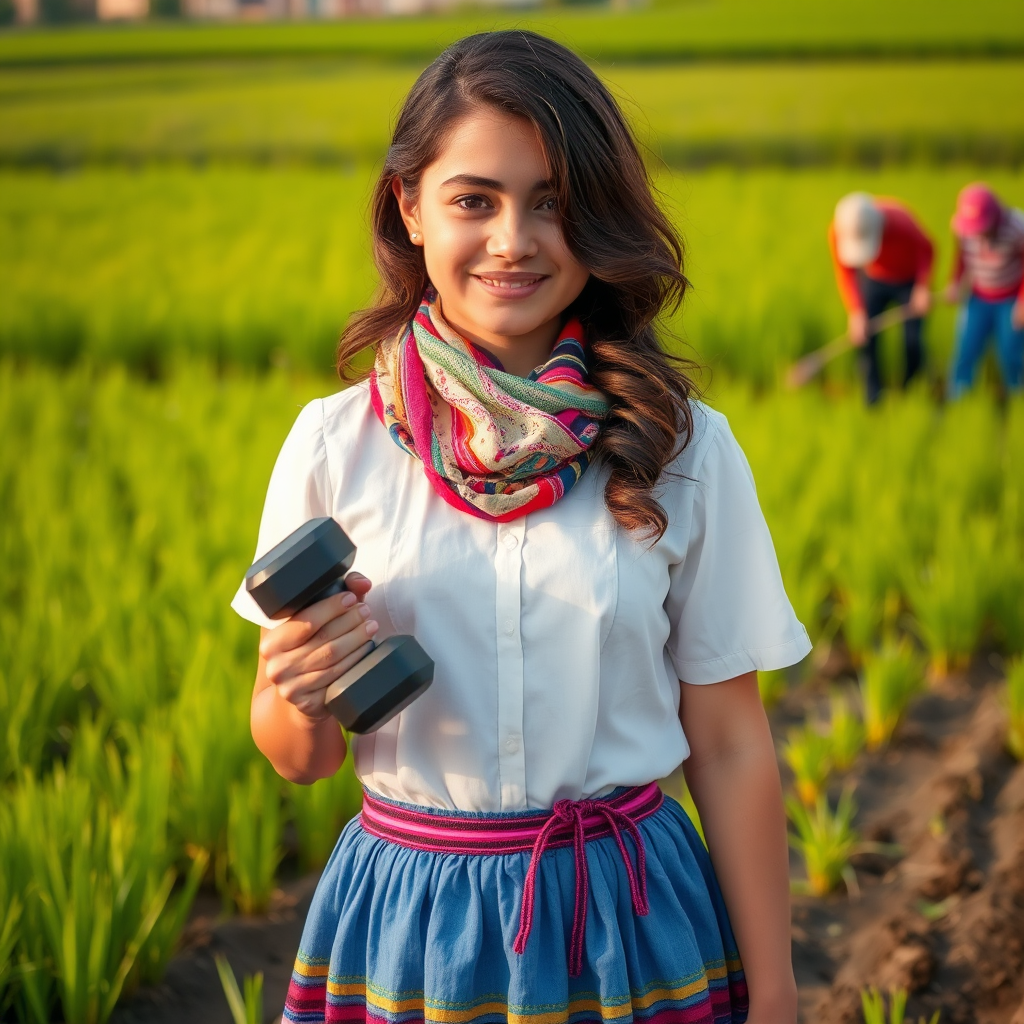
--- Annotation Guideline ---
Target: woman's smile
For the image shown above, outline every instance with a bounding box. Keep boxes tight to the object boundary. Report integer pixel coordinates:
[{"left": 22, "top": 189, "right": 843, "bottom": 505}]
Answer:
[{"left": 472, "top": 271, "right": 549, "bottom": 299}]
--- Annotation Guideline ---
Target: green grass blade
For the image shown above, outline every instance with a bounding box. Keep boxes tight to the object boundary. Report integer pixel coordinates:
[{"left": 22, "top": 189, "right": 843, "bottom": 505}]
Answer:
[{"left": 214, "top": 954, "right": 248, "bottom": 1024}]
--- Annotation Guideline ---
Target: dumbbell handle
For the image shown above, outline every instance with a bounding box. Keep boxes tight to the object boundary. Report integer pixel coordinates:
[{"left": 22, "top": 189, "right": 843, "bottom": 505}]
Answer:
[
  {"left": 312, "top": 578, "right": 377, "bottom": 656},
  {"left": 313, "top": 574, "right": 432, "bottom": 734},
  {"left": 313, "top": 577, "right": 346, "bottom": 603}
]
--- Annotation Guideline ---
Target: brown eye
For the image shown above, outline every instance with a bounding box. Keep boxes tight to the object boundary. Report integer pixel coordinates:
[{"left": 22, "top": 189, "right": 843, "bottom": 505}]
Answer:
[
  {"left": 456, "top": 195, "right": 490, "bottom": 210},
  {"left": 537, "top": 196, "right": 558, "bottom": 212}
]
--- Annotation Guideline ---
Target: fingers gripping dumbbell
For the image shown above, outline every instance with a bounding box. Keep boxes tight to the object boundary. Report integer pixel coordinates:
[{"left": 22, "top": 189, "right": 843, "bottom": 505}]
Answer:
[{"left": 244, "top": 517, "right": 433, "bottom": 733}]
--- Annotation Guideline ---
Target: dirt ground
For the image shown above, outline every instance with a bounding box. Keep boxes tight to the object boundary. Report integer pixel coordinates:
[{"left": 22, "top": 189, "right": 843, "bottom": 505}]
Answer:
[
  {"left": 111, "top": 654, "right": 1024, "bottom": 1024},
  {"left": 774, "top": 652, "right": 1024, "bottom": 1024}
]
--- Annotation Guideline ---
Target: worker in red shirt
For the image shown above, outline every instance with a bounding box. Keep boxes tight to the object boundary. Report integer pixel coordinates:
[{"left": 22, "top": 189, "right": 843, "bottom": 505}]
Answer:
[
  {"left": 946, "top": 183, "right": 1024, "bottom": 397},
  {"left": 829, "top": 192, "right": 934, "bottom": 404}
]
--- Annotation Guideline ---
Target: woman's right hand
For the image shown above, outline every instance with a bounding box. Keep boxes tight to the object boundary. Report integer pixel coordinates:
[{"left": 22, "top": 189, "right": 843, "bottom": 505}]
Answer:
[{"left": 259, "top": 572, "right": 379, "bottom": 721}]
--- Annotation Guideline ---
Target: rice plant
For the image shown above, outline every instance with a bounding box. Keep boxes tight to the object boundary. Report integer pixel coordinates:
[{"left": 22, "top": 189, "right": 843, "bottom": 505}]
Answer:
[
  {"left": 287, "top": 761, "right": 364, "bottom": 872},
  {"left": 990, "top": 492, "right": 1024, "bottom": 655},
  {"left": 1005, "top": 658, "right": 1024, "bottom": 761},
  {"left": 905, "top": 511, "right": 1000, "bottom": 679},
  {"left": 991, "top": 406, "right": 1024, "bottom": 655},
  {"left": 0, "top": 894, "right": 21, "bottom": 1017},
  {"left": 828, "top": 690, "right": 866, "bottom": 772},
  {"left": 136, "top": 847, "right": 210, "bottom": 987},
  {"left": 12, "top": 765, "right": 177, "bottom": 1024},
  {"left": 757, "top": 669, "right": 788, "bottom": 709},
  {"left": 226, "top": 760, "right": 285, "bottom": 916},
  {"left": 783, "top": 722, "right": 833, "bottom": 807},
  {"left": 5, "top": 895, "right": 55, "bottom": 1023},
  {"left": 172, "top": 632, "right": 259, "bottom": 881},
  {"left": 787, "top": 788, "right": 859, "bottom": 897},
  {"left": 861, "top": 986, "right": 940, "bottom": 1024},
  {"left": 0, "top": 716, "right": 213, "bottom": 1023},
  {"left": 62, "top": 716, "right": 210, "bottom": 984},
  {"left": 0, "top": 803, "right": 23, "bottom": 1017},
  {"left": 835, "top": 514, "right": 905, "bottom": 660},
  {"left": 214, "top": 954, "right": 263, "bottom": 1024},
  {"left": 0, "top": 792, "right": 55, "bottom": 1024},
  {"left": 860, "top": 641, "right": 925, "bottom": 750}
]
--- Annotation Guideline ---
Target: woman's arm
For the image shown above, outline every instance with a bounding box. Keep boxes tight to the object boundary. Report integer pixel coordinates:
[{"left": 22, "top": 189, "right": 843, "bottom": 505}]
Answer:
[
  {"left": 679, "top": 671, "right": 797, "bottom": 1023},
  {"left": 251, "top": 573, "right": 378, "bottom": 784}
]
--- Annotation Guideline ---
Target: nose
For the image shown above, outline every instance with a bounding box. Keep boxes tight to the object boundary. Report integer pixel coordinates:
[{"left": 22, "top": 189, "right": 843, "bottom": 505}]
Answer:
[{"left": 486, "top": 204, "right": 539, "bottom": 262}]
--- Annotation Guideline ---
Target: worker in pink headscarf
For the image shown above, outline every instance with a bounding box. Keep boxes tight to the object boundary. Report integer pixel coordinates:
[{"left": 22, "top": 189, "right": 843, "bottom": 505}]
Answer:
[
  {"left": 829, "top": 192, "right": 934, "bottom": 404},
  {"left": 947, "top": 183, "right": 1024, "bottom": 397}
]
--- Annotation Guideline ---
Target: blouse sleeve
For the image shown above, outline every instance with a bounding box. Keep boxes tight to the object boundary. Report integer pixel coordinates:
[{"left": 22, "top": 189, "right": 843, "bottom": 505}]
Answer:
[
  {"left": 230, "top": 399, "right": 332, "bottom": 629},
  {"left": 664, "top": 413, "right": 811, "bottom": 684}
]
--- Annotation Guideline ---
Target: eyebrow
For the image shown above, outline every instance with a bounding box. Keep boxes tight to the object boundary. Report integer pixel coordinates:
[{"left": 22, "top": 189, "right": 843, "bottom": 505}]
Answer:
[{"left": 439, "top": 174, "right": 552, "bottom": 192}]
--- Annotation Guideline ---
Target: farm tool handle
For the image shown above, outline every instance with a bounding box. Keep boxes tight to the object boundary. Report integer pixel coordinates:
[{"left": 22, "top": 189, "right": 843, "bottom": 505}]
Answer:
[{"left": 784, "top": 296, "right": 935, "bottom": 390}]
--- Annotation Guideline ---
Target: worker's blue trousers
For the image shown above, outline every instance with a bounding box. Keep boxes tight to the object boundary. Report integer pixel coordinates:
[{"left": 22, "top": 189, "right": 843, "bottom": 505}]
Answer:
[{"left": 949, "top": 293, "right": 1024, "bottom": 398}]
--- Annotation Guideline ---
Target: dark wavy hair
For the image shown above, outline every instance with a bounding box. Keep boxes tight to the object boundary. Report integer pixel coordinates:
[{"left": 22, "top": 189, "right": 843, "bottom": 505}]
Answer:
[{"left": 337, "top": 29, "right": 699, "bottom": 540}]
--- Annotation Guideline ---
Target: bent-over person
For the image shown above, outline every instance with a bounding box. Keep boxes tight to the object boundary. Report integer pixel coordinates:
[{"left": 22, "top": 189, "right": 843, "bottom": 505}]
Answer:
[{"left": 829, "top": 192, "right": 934, "bottom": 404}]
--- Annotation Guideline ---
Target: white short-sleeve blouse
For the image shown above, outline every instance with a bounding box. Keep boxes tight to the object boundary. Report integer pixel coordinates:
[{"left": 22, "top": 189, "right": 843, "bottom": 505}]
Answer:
[{"left": 232, "top": 385, "right": 810, "bottom": 812}]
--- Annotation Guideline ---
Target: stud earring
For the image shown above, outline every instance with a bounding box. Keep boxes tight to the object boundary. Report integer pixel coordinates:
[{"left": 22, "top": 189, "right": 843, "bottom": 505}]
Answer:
[{"left": 410, "top": 232, "right": 419, "bottom": 241}]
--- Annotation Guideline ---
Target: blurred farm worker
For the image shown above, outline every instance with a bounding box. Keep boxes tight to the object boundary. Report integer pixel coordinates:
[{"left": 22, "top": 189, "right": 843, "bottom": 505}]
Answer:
[
  {"left": 946, "top": 183, "right": 1024, "bottom": 398},
  {"left": 829, "top": 192, "right": 934, "bottom": 404},
  {"left": 233, "top": 29, "right": 810, "bottom": 1024}
]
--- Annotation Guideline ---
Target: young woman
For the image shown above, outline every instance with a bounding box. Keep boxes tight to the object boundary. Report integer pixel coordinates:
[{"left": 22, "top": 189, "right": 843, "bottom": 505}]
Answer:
[{"left": 232, "top": 30, "right": 810, "bottom": 1024}]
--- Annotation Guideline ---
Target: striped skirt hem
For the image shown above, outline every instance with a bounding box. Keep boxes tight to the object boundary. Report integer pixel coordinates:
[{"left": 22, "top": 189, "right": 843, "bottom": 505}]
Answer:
[{"left": 285, "top": 957, "right": 747, "bottom": 1024}]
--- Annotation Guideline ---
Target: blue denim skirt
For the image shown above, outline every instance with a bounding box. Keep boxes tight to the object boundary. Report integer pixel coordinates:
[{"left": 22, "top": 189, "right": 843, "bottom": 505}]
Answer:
[{"left": 283, "top": 785, "right": 748, "bottom": 1024}]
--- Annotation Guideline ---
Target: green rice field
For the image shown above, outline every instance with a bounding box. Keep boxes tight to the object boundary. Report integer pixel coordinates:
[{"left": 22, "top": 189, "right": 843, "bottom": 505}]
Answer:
[
  {"left": 4, "top": 164, "right": 1021, "bottom": 382},
  {"left": 3, "top": 58, "right": 1024, "bottom": 168},
  {"left": 2, "top": 0, "right": 1022, "bottom": 66}
]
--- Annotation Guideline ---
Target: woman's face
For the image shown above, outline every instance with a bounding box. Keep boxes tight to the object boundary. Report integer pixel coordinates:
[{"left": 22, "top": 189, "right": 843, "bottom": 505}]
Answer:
[{"left": 394, "top": 105, "right": 591, "bottom": 375}]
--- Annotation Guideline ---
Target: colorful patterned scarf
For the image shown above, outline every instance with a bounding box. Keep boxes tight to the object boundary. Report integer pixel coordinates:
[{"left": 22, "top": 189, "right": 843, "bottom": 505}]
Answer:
[{"left": 369, "top": 289, "right": 609, "bottom": 521}]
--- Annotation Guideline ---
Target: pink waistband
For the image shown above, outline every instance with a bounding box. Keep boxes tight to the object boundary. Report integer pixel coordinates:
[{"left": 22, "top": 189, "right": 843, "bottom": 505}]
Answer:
[{"left": 360, "top": 783, "right": 663, "bottom": 977}]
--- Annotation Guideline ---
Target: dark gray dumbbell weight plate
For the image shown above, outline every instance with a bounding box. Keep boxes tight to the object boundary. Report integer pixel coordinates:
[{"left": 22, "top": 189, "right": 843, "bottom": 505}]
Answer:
[
  {"left": 245, "top": 517, "right": 356, "bottom": 619},
  {"left": 325, "top": 635, "right": 434, "bottom": 734}
]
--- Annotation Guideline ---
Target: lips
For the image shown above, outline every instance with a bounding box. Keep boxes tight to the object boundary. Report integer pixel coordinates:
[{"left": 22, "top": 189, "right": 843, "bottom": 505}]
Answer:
[
  {"left": 471, "top": 272, "right": 548, "bottom": 299},
  {"left": 474, "top": 274, "right": 546, "bottom": 290}
]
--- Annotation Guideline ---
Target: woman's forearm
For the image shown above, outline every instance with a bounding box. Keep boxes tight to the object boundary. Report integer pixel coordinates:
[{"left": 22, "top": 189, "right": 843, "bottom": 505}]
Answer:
[
  {"left": 251, "top": 664, "right": 347, "bottom": 784},
  {"left": 683, "top": 726, "right": 796, "bottom": 1017}
]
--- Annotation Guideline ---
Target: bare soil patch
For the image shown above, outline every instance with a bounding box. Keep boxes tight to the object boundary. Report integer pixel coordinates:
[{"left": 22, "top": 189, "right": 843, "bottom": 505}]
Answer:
[{"left": 775, "top": 655, "right": 1024, "bottom": 1024}]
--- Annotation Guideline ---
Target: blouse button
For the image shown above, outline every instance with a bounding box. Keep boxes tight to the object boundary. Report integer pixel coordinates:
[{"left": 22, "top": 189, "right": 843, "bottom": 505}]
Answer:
[
  {"left": 503, "top": 533, "right": 519, "bottom": 550},
  {"left": 503, "top": 619, "right": 516, "bottom": 636},
  {"left": 505, "top": 735, "right": 520, "bottom": 754}
]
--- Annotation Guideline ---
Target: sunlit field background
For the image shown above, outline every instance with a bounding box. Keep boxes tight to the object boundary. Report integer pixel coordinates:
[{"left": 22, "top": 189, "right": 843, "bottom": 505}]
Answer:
[{"left": 2, "top": 1, "right": 1024, "bottom": 1020}]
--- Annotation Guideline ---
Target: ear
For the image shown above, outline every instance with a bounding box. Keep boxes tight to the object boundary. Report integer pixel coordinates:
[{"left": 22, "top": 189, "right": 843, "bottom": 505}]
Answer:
[{"left": 392, "top": 178, "right": 424, "bottom": 246}]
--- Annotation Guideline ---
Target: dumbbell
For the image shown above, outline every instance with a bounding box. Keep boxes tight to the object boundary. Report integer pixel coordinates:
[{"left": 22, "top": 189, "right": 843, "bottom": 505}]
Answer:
[{"left": 244, "top": 517, "right": 433, "bottom": 733}]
